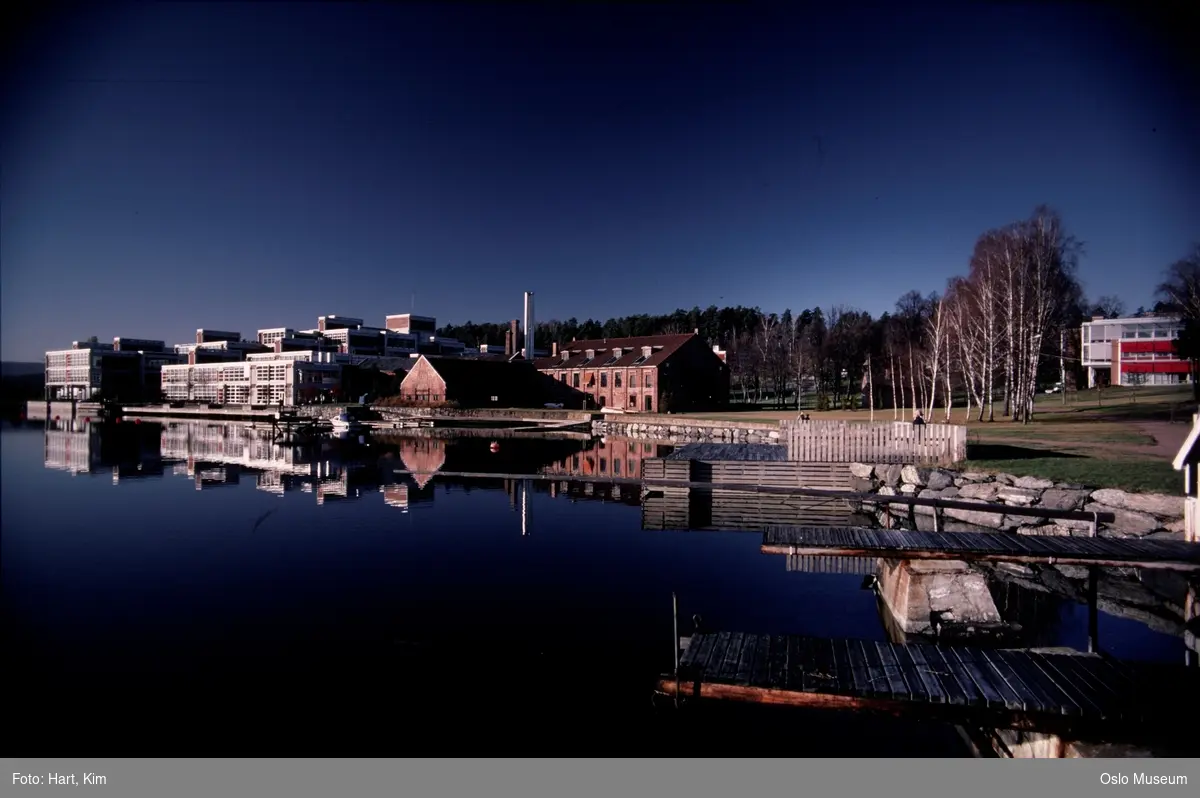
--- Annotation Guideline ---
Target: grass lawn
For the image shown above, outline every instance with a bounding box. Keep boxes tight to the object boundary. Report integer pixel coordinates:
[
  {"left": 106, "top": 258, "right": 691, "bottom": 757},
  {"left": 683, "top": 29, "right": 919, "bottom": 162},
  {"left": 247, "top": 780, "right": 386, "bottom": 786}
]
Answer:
[
  {"left": 963, "top": 454, "right": 1178, "bottom": 494},
  {"left": 678, "top": 385, "right": 1194, "bottom": 492}
]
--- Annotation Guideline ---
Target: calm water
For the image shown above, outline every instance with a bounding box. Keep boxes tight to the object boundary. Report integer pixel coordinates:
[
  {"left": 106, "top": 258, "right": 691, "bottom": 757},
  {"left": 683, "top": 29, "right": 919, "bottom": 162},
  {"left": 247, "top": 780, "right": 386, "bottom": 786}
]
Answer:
[{"left": 1, "top": 420, "right": 1188, "bottom": 755}]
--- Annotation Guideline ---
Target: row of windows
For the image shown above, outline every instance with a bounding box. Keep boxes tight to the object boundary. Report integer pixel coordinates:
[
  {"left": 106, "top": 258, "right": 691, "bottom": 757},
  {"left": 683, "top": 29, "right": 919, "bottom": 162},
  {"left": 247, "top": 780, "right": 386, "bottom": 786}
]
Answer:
[
  {"left": 567, "top": 455, "right": 644, "bottom": 476},
  {"left": 1120, "top": 372, "right": 1189, "bottom": 386},
  {"left": 1122, "top": 351, "right": 1183, "bottom": 361},
  {"left": 555, "top": 370, "right": 653, "bottom": 389},
  {"left": 45, "top": 368, "right": 95, "bottom": 383},
  {"left": 1084, "top": 322, "right": 1180, "bottom": 343},
  {"left": 45, "top": 353, "right": 94, "bottom": 367}
]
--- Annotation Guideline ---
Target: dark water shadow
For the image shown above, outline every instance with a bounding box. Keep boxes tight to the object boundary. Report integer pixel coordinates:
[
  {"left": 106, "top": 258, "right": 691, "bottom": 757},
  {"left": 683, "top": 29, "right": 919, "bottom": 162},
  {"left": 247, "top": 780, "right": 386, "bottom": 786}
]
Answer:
[{"left": 967, "top": 443, "right": 1085, "bottom": 460}]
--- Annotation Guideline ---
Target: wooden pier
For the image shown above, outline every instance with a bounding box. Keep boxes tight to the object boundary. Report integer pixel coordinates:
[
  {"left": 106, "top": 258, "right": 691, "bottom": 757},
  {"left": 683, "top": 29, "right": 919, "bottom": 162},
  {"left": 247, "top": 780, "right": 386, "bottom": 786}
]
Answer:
[
  {"left": 661, "top": 632, "right": 1200, "bottom": 739},
  {"left": 641, "top": 491, "right": 873, "bottom": 532},
  {"left": 644, "top": 450, "right": 853, "bottom": 492},
  {"left": 760, "top": 526, "right": 1200, "bottom": 572}
]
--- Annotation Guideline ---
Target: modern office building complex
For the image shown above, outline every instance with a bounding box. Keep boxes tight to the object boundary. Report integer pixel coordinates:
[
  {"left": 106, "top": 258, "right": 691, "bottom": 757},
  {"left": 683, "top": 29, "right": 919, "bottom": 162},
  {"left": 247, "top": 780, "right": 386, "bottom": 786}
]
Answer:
[
  {"left": 42, "top": 312, "right": 468, "bottom": 406},
  {"left": 1080, "top": 314, "right": 1189, "bottom": 388}
]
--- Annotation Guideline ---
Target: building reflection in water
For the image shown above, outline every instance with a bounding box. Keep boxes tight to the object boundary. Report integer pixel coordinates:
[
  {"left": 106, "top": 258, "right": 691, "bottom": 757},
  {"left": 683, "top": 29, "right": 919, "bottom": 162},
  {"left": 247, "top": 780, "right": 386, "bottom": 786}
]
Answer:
[
  {"left": 43, "top": 417, "right": 163, "bottom": 485},
  {"left": 41, "top": 419, "right": 443, "bottom": 508}
]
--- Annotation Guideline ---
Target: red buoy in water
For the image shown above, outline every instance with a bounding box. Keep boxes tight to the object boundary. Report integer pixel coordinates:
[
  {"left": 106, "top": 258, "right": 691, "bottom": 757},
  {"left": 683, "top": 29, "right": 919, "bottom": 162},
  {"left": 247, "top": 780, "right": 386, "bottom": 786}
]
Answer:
[
  {"left": 54, "top": 415, "right": 60, "bottom": 421},
  {"left": 83, "top": 417, "right": 91, "bottom": 423},
  {"left": 134, "top": 418, "right": 141, "bottom": 424},
  {"left": 489, "top": 442, "right": 500, "bottom": 453}
]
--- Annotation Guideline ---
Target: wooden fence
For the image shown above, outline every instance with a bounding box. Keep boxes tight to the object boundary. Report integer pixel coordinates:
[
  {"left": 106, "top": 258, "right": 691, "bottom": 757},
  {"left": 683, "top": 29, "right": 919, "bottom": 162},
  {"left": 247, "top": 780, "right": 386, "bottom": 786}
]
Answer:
[{"left": 781, "top": 419, "right": 968, "bottom": 464}]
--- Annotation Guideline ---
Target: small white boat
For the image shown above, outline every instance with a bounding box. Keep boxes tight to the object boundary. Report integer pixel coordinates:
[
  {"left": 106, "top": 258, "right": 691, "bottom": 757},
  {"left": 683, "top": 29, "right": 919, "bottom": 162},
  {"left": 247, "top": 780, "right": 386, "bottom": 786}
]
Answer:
[{"left": 330, "top": 411, "right": 362, "bottom": 433}]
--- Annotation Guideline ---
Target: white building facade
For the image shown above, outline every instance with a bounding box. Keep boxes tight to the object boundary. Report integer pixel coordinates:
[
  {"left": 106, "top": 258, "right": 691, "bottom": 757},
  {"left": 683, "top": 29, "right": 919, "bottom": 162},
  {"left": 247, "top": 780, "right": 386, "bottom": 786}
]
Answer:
[
  {"left": 1080, "top": 314, "right": 1187, "bottom": 388},
  {"left": 161, "top": 351, "right": 343, "bottom": 405}
]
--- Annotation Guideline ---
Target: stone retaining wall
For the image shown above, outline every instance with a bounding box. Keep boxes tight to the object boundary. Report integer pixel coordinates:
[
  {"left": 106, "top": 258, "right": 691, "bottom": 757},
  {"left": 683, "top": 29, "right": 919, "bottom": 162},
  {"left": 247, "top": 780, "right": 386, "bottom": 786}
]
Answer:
[
  {"left": 372, "top": 406, "right": 594, "bottom": 422},
  {"left": 847, "top": 462, "right": 1186, "bottom": 541},
  {"left": 295, "top": 405, "right": 356, "bottom": 419},
  {"left": 594, "top": 418, "right": 782, "bottom": 444}
]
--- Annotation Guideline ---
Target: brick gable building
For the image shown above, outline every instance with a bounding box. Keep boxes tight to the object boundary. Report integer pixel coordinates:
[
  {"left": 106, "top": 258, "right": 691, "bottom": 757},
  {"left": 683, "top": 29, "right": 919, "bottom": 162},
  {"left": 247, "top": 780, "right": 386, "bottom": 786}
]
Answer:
[
  {"left": 533, "top": 333, "right": 729, "bottom": 413},
  {"left": 397, "top": 355, "right": 585, "bottom": 408}
]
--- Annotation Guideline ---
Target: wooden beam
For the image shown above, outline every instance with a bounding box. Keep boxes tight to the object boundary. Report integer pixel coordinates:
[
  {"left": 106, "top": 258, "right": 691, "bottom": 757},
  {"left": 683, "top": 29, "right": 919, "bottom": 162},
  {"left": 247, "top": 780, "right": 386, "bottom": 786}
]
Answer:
[
  {"left": 760, "top": 544, "right": 1200, "bottom": 572},
  {"left": 653, "top": 678, "right": 1168, "bottom": 741}
]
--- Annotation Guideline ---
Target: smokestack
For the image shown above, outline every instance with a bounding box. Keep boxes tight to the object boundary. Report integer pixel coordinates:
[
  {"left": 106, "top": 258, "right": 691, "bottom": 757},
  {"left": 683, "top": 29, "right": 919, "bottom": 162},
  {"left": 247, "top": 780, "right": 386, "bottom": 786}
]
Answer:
[
  {"left": 504, "top": 330, "right": 512, "bottom": 356},
  {"left": 510, "top": 319, "right": 519, "bottom": 356},
  {"left": 552, "top": 341, "right": 558, "bottom": 357},
  {"left": 523, "top": 291, "right": 535, "bottom": 358}
]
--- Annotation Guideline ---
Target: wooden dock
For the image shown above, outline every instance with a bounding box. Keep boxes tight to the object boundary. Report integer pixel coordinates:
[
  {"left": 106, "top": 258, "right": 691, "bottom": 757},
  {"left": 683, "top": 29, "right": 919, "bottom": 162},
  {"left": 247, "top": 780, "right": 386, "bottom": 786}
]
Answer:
[
  {"left": 641, "top": 491, "right": 873, "bottom": 532},
  {"left": 662, "top": 632, "right": 1200, "bottom": 738},
  {"left": 643, "top": 458, "right": 853, "bottom": 491},
  {"left": 760, "top": 526, "right": 1200, "bottom": 572}
]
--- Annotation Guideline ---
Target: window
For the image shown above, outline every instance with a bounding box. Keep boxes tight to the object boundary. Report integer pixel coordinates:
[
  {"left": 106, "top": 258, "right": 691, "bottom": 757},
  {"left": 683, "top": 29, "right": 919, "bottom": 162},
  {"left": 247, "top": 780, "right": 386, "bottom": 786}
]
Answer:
[
  {"left": 572, "top": 372, "right": 580, "bottom": 388},
  {"left": 629, "top": 373, "right": 638, "bottom": 388},
  {"left": 631, "top": 355, "right": 648, "bottom": 366},
  {"left": 599, "top": 458, "right": 607, "bottom": 473},
  {"left": 614, "top": 372, "right": 622, "bottom": 388},
  {"left": 629, "top": 395, "right": 636, "bottom": 407},
  {"left": 573, "top": 456, "right": 580, "bottom": 470},
  {"left": 643, "top": 371, "right": 652, "bottom": 387},
  {"left": 560, "top": 373, "right": 567, "bottom": 382},
  {"left": 645, "top": 395, "right": 653, "bottom": 411},
  {"left": 613, "top": 458, "right": 621, "bottom": 474},
  {"left": 600, "top": 372, "right": 608, "bottom": 387}
]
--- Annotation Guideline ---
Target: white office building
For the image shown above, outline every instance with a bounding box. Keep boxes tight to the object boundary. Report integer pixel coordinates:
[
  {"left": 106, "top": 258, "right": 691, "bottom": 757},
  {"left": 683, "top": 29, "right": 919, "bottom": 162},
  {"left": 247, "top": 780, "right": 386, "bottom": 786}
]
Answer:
[
  {"left": 161, "top": 351, "right": 342, "bottom": 405},
  {"left": 1080, "top": 314, "right": 1187, "bottom": 388}
]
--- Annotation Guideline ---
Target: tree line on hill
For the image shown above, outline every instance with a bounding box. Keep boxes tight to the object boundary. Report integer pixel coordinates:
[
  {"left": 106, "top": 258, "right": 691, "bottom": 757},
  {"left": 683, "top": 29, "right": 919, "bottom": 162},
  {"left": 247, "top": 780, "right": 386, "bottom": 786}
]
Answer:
[{"left": 439, "top": 205, "right": 1197, "bottom": 422}]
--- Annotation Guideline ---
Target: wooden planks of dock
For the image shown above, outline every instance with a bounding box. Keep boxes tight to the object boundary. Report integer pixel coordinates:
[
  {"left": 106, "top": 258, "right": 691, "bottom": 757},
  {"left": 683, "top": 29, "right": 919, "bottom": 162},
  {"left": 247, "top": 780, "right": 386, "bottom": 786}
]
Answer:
[
  {"left": 663, "top": 632, "right": 1200, "bottom": 738},
  {"left": 760, "top": 526, "right": 1200, "bottom": 571}
]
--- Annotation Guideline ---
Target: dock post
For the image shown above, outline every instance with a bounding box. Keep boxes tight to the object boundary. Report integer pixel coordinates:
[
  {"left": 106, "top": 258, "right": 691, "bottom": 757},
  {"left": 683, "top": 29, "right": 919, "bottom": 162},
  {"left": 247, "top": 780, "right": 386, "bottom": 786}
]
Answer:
[
  {"left": 933, "top": 505, "right": 942, "bottom": 533},
  {"left": 672, "top": 592, "right": 680, "bottom": 705},
  {"left": 1089, "top": 511, "right": 1099, "bottom": 538},
  {"left": 1086, "top": 567, "right": 1099, "bottom": 654}
]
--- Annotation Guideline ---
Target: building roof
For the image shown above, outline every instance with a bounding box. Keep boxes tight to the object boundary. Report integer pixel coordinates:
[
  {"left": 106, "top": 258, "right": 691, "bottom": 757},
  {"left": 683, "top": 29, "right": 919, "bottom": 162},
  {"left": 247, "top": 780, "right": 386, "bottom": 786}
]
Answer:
[
  {"left": 410, "top": 355, "right": 579, "bottom": 406},
  {"left": 350, "top": 357, "right": 418, "bottom": 373},
  {"left": 532, "top": 333, "right": 696, "bottom": 370},
  {"left": 421, "top": 355, "right": 538, "bottom": 383}
]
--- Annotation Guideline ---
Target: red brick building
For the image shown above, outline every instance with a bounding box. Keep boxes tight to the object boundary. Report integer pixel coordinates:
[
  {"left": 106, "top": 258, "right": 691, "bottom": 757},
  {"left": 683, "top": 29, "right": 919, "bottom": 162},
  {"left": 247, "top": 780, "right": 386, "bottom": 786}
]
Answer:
[
  {"left": 396, "top": 355, "right": 584, "bottom": 408},
  {"left": 533, "top": 333, "right": 729, "bottom": 412},
  {"left": 544, "top": 438, "right": 662, "bottom": 479}
]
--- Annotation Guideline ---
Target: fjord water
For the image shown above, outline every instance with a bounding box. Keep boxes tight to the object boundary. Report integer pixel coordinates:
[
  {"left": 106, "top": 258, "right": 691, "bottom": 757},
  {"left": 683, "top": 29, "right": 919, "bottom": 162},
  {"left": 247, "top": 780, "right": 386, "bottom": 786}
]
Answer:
[{"left": 0, "top": 422, "right": 1184, "bottom": 756}]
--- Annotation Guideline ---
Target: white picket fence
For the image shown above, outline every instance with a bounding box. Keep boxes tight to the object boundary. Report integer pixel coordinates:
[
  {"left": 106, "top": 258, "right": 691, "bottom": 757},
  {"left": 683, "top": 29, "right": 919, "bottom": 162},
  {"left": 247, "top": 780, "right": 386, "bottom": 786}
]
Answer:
[{"left": 781, "top": 418, "right": 968, "bottom": 464}]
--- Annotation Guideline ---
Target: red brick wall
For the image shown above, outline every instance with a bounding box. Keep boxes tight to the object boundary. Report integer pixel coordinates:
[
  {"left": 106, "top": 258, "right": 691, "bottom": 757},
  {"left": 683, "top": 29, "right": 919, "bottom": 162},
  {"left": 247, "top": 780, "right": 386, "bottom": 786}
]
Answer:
[
  {"left": 543, "top": 365, "right": 660, "bottom": 411},
  {"left": 398, "top": 358, "right": 448, "bottom": 403},
  {"left": 396, "top": 437, "right": 447, "bottom": 488},
  {"left": 546, "top": 437, "right": 658, "bottom": 478}
]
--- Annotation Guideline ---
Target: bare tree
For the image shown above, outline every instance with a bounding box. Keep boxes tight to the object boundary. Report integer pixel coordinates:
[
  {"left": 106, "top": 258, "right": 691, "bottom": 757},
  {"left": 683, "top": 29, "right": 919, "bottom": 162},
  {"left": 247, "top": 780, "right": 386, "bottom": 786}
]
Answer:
[
  {"left": 923, "top": 292, "right": 948, "bottom": 419},
  {"left": 1091, "top": 294, "right": 1126, "bottom": 319},
  {"left": 1155, "top": 243, "right": 1200, "bottom": 399}
]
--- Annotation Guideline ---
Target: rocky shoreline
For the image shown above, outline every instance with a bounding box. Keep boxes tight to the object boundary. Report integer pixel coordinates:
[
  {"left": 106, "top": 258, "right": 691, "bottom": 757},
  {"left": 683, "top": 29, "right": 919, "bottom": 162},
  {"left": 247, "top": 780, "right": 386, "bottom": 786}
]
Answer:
[{"left": 847, "top": 462, "right": 1186, "bottom": 541}]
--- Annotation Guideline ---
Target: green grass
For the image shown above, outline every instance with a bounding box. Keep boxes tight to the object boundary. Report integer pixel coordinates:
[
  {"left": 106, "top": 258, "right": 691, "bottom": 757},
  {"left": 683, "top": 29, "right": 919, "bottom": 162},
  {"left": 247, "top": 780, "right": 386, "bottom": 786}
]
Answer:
[
  {"left": 963, "top": 456, "right": 1177, "bottom": 494},
  {"left": 967, "top": 425, "right": 1155, "bottom": 446}
]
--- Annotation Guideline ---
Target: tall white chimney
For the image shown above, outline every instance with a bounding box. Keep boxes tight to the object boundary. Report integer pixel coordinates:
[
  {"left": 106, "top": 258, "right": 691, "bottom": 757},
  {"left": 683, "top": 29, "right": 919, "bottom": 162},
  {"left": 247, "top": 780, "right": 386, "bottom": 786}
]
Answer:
[{"left": 523, "top": 291, "right": 535, "bottom": 358}]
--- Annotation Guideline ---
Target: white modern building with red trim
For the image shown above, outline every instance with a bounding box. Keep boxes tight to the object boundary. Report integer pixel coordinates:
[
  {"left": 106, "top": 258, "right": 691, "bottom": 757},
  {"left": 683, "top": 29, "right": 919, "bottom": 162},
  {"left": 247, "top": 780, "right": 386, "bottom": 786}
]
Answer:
[{"left": 1080, "top": 314, "right": 1189, "bottom": 388}]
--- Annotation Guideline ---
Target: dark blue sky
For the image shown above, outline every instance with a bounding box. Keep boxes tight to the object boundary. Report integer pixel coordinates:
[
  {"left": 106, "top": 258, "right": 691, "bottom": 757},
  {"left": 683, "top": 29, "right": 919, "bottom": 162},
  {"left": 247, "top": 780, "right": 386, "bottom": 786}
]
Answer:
[{"left": 2, "top": 1, "right": 1196, "bottom": 360}]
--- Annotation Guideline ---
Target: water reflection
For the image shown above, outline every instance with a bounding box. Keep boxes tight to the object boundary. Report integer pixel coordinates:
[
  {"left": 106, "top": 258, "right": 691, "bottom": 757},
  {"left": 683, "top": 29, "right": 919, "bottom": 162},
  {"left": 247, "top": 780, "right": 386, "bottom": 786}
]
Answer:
[{"left": 23, "top": 422, "right": 1199, "bottom": 683}]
